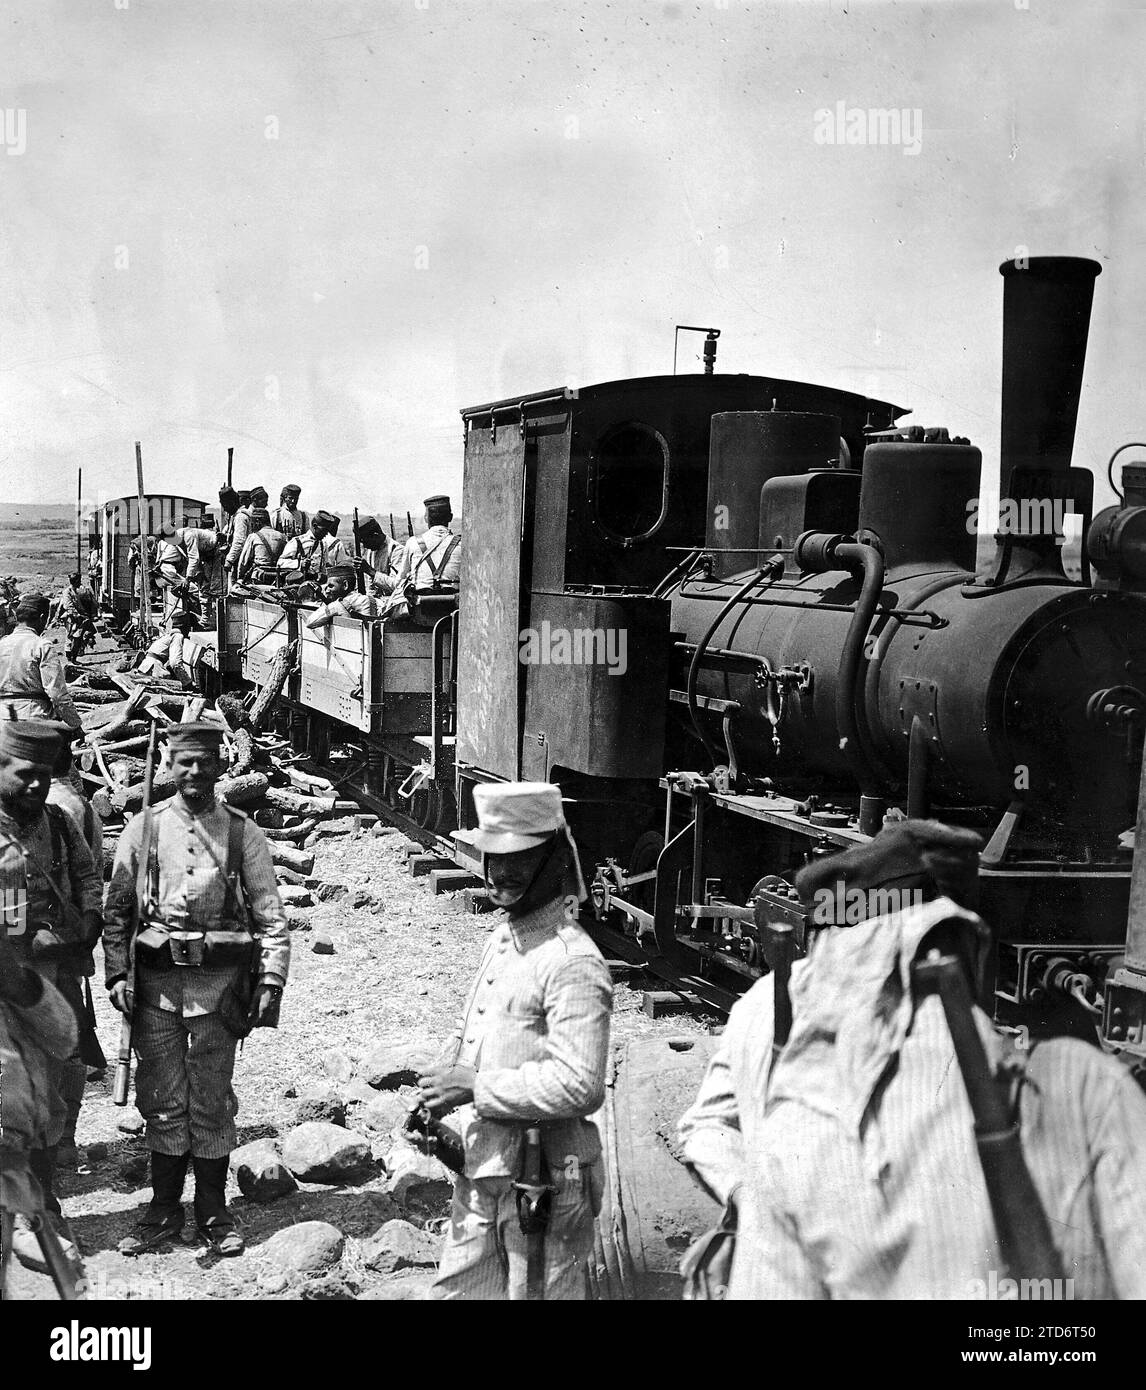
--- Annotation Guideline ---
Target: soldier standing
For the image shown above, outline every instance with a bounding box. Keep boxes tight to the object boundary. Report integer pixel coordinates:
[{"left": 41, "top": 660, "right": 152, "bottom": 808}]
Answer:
[
  {"left": 0, "top": 595, "right": 82, "bottom": 730},
  {"left": 270, "top": 484, "right": 310, "bottom": 539},
  {"left": 416, "top": 782, "right": 612, "bottom": 1300},
  {"left": 103, "top": 723, "right": 289, "bottom": 1257},
  {"left": 0, "top": 720, "right": 102, "bottom": 1271}
]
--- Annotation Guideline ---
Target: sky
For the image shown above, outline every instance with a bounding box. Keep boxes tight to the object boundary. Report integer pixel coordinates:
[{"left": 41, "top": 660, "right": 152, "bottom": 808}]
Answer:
[{"left": 2, "top": 0, "right": 1144, "bottom": 515}]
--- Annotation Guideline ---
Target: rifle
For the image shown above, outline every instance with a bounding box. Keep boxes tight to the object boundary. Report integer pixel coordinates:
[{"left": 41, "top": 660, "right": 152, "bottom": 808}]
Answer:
[
  {"left": 514, "top": 1125, "right": 554, "bottom": 1301},
  {"left": 113, "top": 716, "right": 161, "bottom": 1107},
  {"left": 913, "top": 951, "right": 1064, "bottom": 1284},
  {"left": 388, "top": 513, "right": 397, "bottom": 541},
  {"left": 406, "top": 510, "right": 414, "bottom": 539},
  {"left": 352, "top": 507, "right": 365, "bottom": 594}
]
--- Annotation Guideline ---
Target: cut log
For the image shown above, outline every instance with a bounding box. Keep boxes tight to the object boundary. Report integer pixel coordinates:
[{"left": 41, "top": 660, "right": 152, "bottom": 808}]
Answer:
[
  {"left": 229, "top": 726, "right": 256, "bottom": 776},
  {"left": 262, "top": 818, "right": 318, "bottom": 843},
  {"left": 181, "top": 697, "right": 207, "bottom": 723},
  {"left": 216, "top": 693, "right": 251, "bottom": 731},
  {"left": 69, "top": 688, "right": 122, "bottom": 706},
  {"left": 110, "top": 777, "right": 178, "bottom": 813},
  {"left": 87, "top": 734, "right": 152, "bottom": 757},
  {"left": 92, "top": 789, "right": 114, "bottom": 821},
  {"left": 217, "top": 772, "right": 269, "bottom": 806},
  {"left": 287, "top": 768, "right": 335, "bottom": 794},
  {"left": 250, "top": 640, "right": 298, "bottom": 732},
  {"left": 268, "top": 842, "right": 315, "bottom": 875},
  {"left": 264, "top": 786, "right": 337, "bottom": 816},
  {"left": 88, "top": 719, "right": 150, "bottom": 746}
]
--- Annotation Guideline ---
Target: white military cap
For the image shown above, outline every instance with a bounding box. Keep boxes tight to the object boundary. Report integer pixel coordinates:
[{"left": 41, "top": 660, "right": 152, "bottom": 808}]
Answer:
[{"left": 458, "top": 782, "right": 567, "bottom": 854}]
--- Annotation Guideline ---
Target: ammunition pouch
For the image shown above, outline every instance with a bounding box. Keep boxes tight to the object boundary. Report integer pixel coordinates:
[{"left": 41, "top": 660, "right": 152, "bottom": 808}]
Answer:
[{"left": 134, "top": 924, "right": 256, "bottom": 971}]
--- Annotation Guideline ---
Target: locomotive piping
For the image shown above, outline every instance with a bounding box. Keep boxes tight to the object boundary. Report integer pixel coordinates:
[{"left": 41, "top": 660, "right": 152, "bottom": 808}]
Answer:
[{"left": 828, "top": 540, "right": 887, "bottom": 813}]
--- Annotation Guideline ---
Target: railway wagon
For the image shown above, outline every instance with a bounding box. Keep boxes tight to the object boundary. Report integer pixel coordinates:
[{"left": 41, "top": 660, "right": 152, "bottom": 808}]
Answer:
[{"left": 96, "top": 493, "right": 209, "bottom": 623}]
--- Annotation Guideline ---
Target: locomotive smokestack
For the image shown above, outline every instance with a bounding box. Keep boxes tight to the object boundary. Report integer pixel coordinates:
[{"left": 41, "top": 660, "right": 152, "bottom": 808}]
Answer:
[
  {"left": 983, "top": 256, "right": 1101, "bottom": 583},
  {"left": 999, "top": 256, "right": 1100, "bottom": 486}
]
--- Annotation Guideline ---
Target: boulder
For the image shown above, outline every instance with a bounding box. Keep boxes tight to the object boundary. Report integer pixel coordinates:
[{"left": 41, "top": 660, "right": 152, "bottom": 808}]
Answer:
[
  {"left": 312, "top": 882, "right": 348, "bottom": 903},
  {"left": 357, "top": 1273, "right": 437, "bottom": 1301},
  {"left": 286, "top": 909, "right": 312, "bottom": 933},
  {"left": 117, "top": 1111, "right": 145, "bottom": 1136},
  {"left": 276, "top": 868, "right": 309, "bottom": 887},
  {"left": 231, "top": 1140, "right": 298, "bottom": 1203},
  {"left": 300, "top": 1274, "right": 357, "bottom": 1300},
  {"left": 358, "top": 1093, "right": 410, "bottom": 1136},
  {"left": 259, "top": 1221, "right": 345, "bottom": 1275},
  {"left": 360, "top": 1219, "right": 441, "bottom": 1274},
  {"left": 361, "top": 1043, "right": 425, "bottom": 1091},
  {"left": 297, "top": 1082, "right": 347, "bottom": 1127},
  {"left": 341, "top": 1078, "right": 380, "bottom": 1106},
  {"left": 311, "top": 930, "right": 335, "bottom": 955},
  {"left": 385, "top": 1144, "right": 454, "bottom": 1216},
  {"left": 282, "top": 1122, "right": 372, "bottom": 1184},
  {"left": 322, "top": 1050, "right": 354, "bottom": 1085},
  {"left": 279, "top": 886, "right": 314, "bottom": 907}
]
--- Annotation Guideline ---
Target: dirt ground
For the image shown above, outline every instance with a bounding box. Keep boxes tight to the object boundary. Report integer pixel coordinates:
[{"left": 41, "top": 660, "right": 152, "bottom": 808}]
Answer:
[{"left": 8, "top": 820, "right": 717, "bottom": 1301}]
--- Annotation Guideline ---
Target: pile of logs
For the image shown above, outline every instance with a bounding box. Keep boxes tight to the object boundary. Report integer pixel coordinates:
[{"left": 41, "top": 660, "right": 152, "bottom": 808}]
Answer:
[{"left": 76, "top": 647, "right": 356, "bottom": 882}]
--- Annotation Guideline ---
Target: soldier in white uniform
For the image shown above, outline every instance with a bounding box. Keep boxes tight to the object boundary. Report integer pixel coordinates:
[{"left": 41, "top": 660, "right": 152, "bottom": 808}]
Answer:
[
  {"left": 417, "top": 782, "right": 612, "bottom": 1300},
  {"left": 104, "top": 723, "right": 290, "bottom": 1256},
  {"left": 270, "top": 484, "right": 310, "bottom": 539},
  {"left": 303, "top": 569, "right": 377, "bottom": 628},
  {"left": 379, "top": 495, "right": 461, "bottom": 620}
]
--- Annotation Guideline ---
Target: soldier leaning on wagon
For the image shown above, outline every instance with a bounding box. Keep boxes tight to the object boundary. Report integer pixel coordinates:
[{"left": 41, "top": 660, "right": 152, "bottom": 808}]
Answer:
[
  {"left": 103, "top": 722, "right": 290, "bottom": 1257},
  {"left": 678, "top": 821, "right": 1146, "bottom": 1300},
  {"left": 0, "top": 594, "right": 82, "bottom": 729},
  {"left": 415, "top": 782, "right": 612, "bottom": 1301},
  {"left": 236, "top": 507, "right": 287, "bottom": 584},
  {"left": 277, "top": 510, "right": 355, "bottom": 584},
  {"left": 175, "top": 520, "right": 223, "bottom": 623},
  {"left": 270, "top": 484, "right": 310, "bottom": 540},
  {"left": 0, "top": 720, "right": 102, "bottom": 1270},
  {"left": 303, "top": 569, "right": 377, "bottom": 629}
]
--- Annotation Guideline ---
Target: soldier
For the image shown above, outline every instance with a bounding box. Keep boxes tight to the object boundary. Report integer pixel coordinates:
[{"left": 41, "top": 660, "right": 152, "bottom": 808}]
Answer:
[
  {"left": 277, "top": 510, "right": 354, "bottom": 583},
  {"left": 679, "top": 821, "right": 1146, "bottom": 1300},
  {"left": 270, "top": 484, "right": 310, "bottom": 539},
  {"left": 0, "top": 595, "right": 82, "bottom": 730},
  {"left": 416, "top": 782, "right": 612, "bottom": 1300},
  {"left": 223, "top": 485, "right": 269, "bottom": 574},
  {"left": 358, "top": 517, "right": 401, "bottom": 597},
  {"left": 217, "top": 486, "right": 241, "bottom": 555},
  {"left": 303, "top": 569, "right": 377, "bottom": 628},
  {"left": 59, "top": 572, "right": 98, "bottom": 663},
  {"left": 176, "top": 519, "right": 223, "bottom": 624},
  {"left": 1, "top": 928, "right": 83, "bottom": 1285},
  {"left": 103, "top": 723, "right": 290, "bottom": 1257},
  {"left": 87, "top": 543, "right": 102, "bottom": 590},
  {"left": 380, "top": 495, "right": 461, "bottom": 619},
  {"left": 236, "top": 507, "right": 287, "bottom": 584},
  {"left": 0, "top": 720, "right": 102, "bottom": 1269}
]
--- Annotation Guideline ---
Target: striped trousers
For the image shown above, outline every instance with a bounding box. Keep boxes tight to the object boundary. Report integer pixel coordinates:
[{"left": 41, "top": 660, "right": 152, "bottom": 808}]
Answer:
[{"left": 133, "top": 1006, "right": 238, "bottom": 1159}]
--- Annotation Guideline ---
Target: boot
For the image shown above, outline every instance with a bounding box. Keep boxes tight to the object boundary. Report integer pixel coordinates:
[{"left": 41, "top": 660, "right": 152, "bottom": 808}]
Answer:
[
  {"left": 118, "top": 1151, "right": 189, "bottom": 1257},
  {"left": 193, "top": 1156, "right": 243, "bottom": 1255}
]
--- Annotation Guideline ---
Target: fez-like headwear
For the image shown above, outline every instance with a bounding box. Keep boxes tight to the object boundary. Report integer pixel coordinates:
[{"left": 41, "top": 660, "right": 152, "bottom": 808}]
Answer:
[
  {"left": 218, "top": 486, "right": 239, "bottom": 509},
  {"left": 15, "top": 594, "right": 49, "bottom": 623},
  {"left": 281, "top": 484, "right": 301, "bottom": 500},
  {"left": 250, "top": 486, "right": 269, "bottom": 504},
  {"left": 248, "top": 507, "right": 271, "bottom": 530},
  {"left": 457, "top": 781, "right": 586, "bottom": 899},
  {"left": 0, "top": 720, "right": 66, "bottom": 766},
  {"left": 423, "top": 495, "right": 451, "bottom": 510},
  {"left": 165, "top": 722, "right": 225, "bottom": 754},
  {"left": 356, "top": 518, "right": 385, "bottom": 548},
  {"left": 314, "top": 509, "right": 338, "bottom": 532},
  {"left": 794, "top": 819, "right": 983, "bottom": 926}
]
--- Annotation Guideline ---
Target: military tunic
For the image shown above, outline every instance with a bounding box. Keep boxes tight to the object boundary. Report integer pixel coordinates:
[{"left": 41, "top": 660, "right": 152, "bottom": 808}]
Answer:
[
  {"left": 0, "top": 625, "right": 82, "bottom": 728},
  {"left": 270, "top": 505, "right": 310, "bottom": 539},
  {"left": 429, "top": 895, "right": 613, "bottom": 1301},
  {"left": 104, "top": 796, "right": 289, "bottom": 1158}
]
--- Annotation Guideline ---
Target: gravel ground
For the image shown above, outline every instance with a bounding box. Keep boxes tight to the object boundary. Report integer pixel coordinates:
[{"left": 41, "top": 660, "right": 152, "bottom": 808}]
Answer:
[{"left": 7, "top": 824, "right": 717, "bottom": 1301}]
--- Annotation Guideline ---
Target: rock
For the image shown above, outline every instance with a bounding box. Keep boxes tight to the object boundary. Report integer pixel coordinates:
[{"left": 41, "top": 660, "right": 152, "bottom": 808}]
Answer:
[
  {"left": 311, "top": 817, "right": 358, "bottom": 839},
  {"left": 286, "top": 909, "right": 312, "bottom": 933},
  {"left": 360, "top": 1219, "right": 441, "bottom": 1274},
  {"left": 231, "top": 1139, "right": 298, "bottom": 1203},
  {"left": 259, "top": 1220, "right": 345, "bottom": 1275},
  {"left": 279, "top": 886, "right": 314, "bottom": 907},
  {"left": 357, "top": 1273, "right": 436, "bottom": 1301},
  {"left": 300, "top": 1274, "right": 357, "bottom": 1300},
  {"left": 358, "top": 1093, "right": 409, "bottom": 1136},
  {"left": 85, "top": 1141, "right": 109, "bottom": 1162},
  {"left": 311, "top": 930, "right": 334, "bottom": 954},
  {"left": 256, "top": 1271, "right": 290, "bottom": 1295},
  {"left": 276, "top": 868, "right": 309, "bottom": 887},
  {"left": 313, "top": 882, "right": 348, "bottom": 903},
  {"left": 341, "top": 1078, "right": 380, "bottom": 1106},
  {"left": 304, "top": 833, "right": 320, "bottom": 850},
  {"left": 371, "top": 822, "right": 399, "bottom": 837},
  {"left": 117, "top": 1111, "right": 145, "bottom": 1135},
  {"left": 282, "top": 1122, "right": 372, "bottom": 1184},
  {"left": 361, "top": 1043, "right": 425, "bottom": 1091},
  {"left": 118, "top": 1152, "right": 149, "bottom": 1183},
  {"left": 283, "top": 1084, "right": 298, "bottom": 1099},
  {"left": 297, "top": 1082, "right": 346, "bottom": 1127},
  {"left": 322, "top": 1050, "right": 353, "bottom": 1084},
  {"left": 385, "top": 1144, "right": 454, "bottom": 1216}
]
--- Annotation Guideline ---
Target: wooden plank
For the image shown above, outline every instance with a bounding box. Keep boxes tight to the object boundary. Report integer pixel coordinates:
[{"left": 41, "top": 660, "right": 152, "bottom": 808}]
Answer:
[
  {"left": 641, "top": 990, "right": 701, "bottom": 1018},
  {"left": 408, "top": 854, "right": 454, "bottom": 879},
  {"left": 429, "top": 868, "right": 481, "bottom": 895}
]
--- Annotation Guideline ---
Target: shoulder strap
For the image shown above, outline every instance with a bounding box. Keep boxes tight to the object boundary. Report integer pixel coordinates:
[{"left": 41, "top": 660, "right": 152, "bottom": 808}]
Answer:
[
  {"left": 44, "top": 803, "right": 66, "bottom": 870},
  {"left": 414, "top": 533, "right": 458, "bottom": 584},
  {"left": 82, "top": 800, "right": 94, "bottom": 848}
]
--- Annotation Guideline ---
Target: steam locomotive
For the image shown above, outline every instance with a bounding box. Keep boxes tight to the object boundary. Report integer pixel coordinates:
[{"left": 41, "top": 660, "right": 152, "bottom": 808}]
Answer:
[{"left": 202, "top": 256, "right": 1146, "bottom": 1055}]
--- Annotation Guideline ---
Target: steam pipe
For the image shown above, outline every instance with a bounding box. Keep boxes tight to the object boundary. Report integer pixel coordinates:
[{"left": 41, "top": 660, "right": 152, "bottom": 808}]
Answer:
[{"left": 686, "top": 562, "right": 782, "bottom": 769}]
